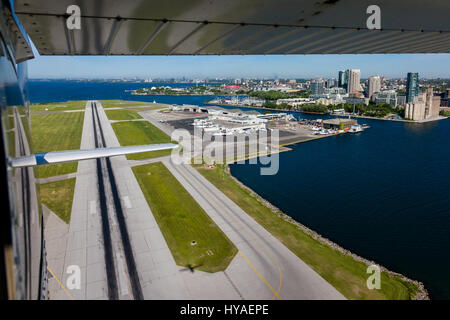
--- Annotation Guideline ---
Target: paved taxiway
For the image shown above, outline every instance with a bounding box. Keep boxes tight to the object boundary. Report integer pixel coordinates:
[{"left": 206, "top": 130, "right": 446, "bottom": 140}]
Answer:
[{"left": 48, "top": 102, "right": 345, "bottom": 300}]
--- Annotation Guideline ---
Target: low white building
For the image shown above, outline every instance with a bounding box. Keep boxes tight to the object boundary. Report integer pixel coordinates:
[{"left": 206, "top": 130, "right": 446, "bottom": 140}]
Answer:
[{"left": 276, "top": 97, "right": 314, "bottom": 106}]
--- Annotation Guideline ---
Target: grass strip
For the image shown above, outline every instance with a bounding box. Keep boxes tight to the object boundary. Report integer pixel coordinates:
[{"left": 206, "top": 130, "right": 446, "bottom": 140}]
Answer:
[
  {"left": 196, "top": 164, "right": 420, "bottom": 300},
  {"left": 133, "top": 162, "right": 237, "bottom": 272},
  {"left": 31, "top": 112, "right": 84, "bottom": 178},
  {"left": 105, "top": 109, "right": 143, "bottom": 120},
  {"left": 111, "top": 120, "right": 175, "bottom": 160},
  {"left": 38, "top": 178, "right": 76, "bottom": 223}
]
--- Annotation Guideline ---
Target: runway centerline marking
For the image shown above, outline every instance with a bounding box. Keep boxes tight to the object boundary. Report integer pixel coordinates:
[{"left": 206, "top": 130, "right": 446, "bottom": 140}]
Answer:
[
  {"left": 122, "top": 196, "right": 132, "bottom": 209},
  {"left": 89, "top": 200, "right": 96, "bottom": 215}
]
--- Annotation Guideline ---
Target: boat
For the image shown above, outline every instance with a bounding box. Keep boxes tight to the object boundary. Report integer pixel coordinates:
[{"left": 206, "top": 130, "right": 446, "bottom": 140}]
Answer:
[{"left": 348, "top": 124, "right": 364, "bottom": 133}]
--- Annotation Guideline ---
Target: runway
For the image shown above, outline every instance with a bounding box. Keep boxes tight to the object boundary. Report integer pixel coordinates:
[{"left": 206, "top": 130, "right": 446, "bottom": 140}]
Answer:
[
  {"left": 49, "top": 101, "right": 345, "bottom": 300},
  {"left": 164, "top": 161, "right": 345, "bottom": 300},
  {"left": 143, "top": 106, "right": 345, "bottom": 299},
  {"left": 54, "top": 101, "right": 188, "bottom": 299}
]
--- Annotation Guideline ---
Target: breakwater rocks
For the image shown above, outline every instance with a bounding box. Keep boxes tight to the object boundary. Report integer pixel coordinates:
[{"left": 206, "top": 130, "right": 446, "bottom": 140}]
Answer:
[{"left": 226, "top": 166, "right": 429, "bottom": 300}]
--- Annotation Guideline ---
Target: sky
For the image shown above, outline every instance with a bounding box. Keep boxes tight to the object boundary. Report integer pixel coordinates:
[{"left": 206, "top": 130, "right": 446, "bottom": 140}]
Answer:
[{"left": 27, "top": 43, "right": 450, "bottom": 80}]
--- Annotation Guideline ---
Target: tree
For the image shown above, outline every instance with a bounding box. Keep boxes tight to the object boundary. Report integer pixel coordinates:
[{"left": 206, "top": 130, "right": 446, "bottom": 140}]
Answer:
[
  {"left": 249, "top": 90, "right": 311, "bottom": 100},
  {"left": 300, "top": 104, "right": 329, "bottom": 114},
  {"left": 262, "top": 101, "right": 279, "bottom": 109}
]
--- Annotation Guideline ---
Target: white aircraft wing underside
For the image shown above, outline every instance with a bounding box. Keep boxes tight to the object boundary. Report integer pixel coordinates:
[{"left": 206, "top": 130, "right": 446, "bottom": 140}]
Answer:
[
  {"left": 13, "top": 0, "right": 450, "bottom": 57},
  {"left": 10, "top": 143, "right": 178, "bottom": 168}
]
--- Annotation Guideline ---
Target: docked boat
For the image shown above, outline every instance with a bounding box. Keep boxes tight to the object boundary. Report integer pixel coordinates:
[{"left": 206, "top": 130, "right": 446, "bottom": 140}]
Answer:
[{"left": 348, "top": 124, "right": 364, "bottom": 133}]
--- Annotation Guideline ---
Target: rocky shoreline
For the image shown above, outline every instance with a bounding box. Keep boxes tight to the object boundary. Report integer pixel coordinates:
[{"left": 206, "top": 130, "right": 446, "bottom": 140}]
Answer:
[{"left": 225, "top": 165, "right": 430, "bottom": 300}]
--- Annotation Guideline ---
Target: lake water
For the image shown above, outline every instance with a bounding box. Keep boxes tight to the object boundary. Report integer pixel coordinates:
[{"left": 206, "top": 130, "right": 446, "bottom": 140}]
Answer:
[
  {"left": 28, "top": 80, "right": 219, "bottom": 105},
  {"left": 29, "top": 80, "right": 450, "bottom": 299}
]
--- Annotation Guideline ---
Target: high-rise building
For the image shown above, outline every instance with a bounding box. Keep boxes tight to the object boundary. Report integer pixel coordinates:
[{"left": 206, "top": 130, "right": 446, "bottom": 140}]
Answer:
[
  {"left": 367, "top": 76, "right": 381, "bottom": 101},
  {"left": 311, "top": 79, "right": 325, "bottom": 95},
  {"left": 344, "top": 70, "right": 349, "bottom": 90},
  {"left": 406, "top": 72, "right": 419, "bottom": 103},
  {"left": 347, "top": 69, "right": 361, "bottom": 96},
  {"left": 338, "top": 71, "right": 345, "bottom": 87},
  {"left": 338, "top": 70, "right": 349, "bottom": 90}
]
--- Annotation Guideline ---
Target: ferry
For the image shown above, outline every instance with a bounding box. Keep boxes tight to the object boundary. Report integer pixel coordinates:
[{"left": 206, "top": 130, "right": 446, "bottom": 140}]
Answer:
[{"left": 348, "top": 124, "right": 364, "bottom": 133}]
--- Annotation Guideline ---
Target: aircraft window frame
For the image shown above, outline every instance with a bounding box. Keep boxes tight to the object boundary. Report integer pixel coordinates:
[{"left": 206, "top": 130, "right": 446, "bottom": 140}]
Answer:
[
  {"left": 0, "top": 32, "right": 17, "bottom": 76},
  {"left": 0, "top": 34, "right": 5, "bottom": 57}
]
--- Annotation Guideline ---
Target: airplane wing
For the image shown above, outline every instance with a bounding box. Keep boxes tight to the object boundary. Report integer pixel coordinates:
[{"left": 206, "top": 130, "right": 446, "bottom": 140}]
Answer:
[
  {"left": 9, "top": 143, "right": 178, "bottom": 168},
  {"left": 13, "top": 0, "right": 450, "bottom": 57}
]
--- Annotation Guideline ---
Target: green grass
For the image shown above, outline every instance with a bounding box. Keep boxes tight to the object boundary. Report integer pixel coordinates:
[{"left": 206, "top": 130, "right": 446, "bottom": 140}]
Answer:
[
  {"left": 132, "top": 162, "right": 237, "bottom": 272},
  {"left": 111, "top": 120, "right": 175, "bottom": 160},
  {"left": 30, "top": 101, "right": 86, "bottom": 112},
  {"left": 38, "top": 178, "right": 76, "bottom": 223},
  {"left": 99, "top": 100, "right": 149, "bottom": 108},
  {"left": 105, "top": 109, "right": 143, "bottom": 120},
  {"left": 31, "top": 112, "right": 84, "bottom": 178},
  {"left": 4, "top": 112, "right": 16, "bottom": 157},
  {"left": 99, "top": 100, "right": 169, "bottom": 111},
  {"left": 6, "top": 130, "right": 15, "bottom": 158},
  {"left": 196, "top": 165, "right": 420, "bottom": 300},
  {"left": 127, "top": 106, "right": 166, "bottom": 112}
]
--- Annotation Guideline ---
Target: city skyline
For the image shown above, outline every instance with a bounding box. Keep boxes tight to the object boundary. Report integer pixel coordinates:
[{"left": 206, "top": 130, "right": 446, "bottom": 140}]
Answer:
[{"left": 27, "top": 44, "right": 450, "bottom": 80}]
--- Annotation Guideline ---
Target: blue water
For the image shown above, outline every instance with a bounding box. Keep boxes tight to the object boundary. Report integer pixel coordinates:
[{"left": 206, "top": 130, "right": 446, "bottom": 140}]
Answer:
[
  {"left": 28, "top": 80, "right": 219, "bottom": 105},
  {"left": 230, "top": 118, "right": 450, "bottom": 299},
  {"left": 29, "top": 80, "right": 450, "bottom": 299}
]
